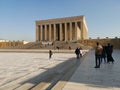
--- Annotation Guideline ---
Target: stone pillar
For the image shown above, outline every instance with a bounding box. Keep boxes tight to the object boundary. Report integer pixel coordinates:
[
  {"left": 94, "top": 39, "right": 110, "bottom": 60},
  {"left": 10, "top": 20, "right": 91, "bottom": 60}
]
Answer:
[
  {"left": 44, "top": 25, "right": 47, "bottom": 41},
  {"left": 54, "top": 24, "right": 56, "bottom": 41},
  {"left": 75, "top": 22, "right": 77, "bottom": 40},
  {"left": 40, "top": 25, "right": 43, "bottom": 41},
  {"left": 79, "top": 21, "right": 82, "bottom": 39},
  {"left": 65, "top": 23, "right": 68, "bottom": 41},
  {"left": 69, "top": 22, "right": 72, "bottom": 41},
  {"left": 49, "top": 24, "right": 51, "bottom": 41},
  {"left": 81, "top": 21, "right": 84, "bottom": 39},
  {"left": 60, "top": 23, "right": 63, "bottom": 41},
  {"left": 36, "top": 25, "right": 39, "bottom": 41}
]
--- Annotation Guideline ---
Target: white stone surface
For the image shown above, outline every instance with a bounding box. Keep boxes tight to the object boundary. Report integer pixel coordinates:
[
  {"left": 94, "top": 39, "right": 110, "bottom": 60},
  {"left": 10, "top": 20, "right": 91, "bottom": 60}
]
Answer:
[
  {"left": 0, "top": 52, "right": 75, "bottom": 88},
  {"left": 62, "top": 50, "right": 120, "bottom": 90}
]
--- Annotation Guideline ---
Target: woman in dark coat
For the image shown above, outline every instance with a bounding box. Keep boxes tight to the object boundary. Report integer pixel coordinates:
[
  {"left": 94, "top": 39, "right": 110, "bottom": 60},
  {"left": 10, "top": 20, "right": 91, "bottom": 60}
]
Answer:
[{"left": 106, "top": 43, "right": 114, "bottom": 63}]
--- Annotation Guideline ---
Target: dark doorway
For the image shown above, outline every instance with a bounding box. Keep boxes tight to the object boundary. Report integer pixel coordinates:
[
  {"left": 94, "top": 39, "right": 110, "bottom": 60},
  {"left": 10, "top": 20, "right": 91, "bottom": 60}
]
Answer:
[
  {"left": 42, "top": 25, "right": 45, "bottom": 41},
  {"left": 56, "top": 24, "right": 60, "bottom": 41}
]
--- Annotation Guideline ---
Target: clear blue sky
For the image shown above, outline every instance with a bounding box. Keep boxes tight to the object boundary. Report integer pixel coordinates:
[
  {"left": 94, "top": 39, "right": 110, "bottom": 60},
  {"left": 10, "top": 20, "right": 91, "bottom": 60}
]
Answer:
[{"left": 0, "top": 0, "right": 120, "bottom": 41}]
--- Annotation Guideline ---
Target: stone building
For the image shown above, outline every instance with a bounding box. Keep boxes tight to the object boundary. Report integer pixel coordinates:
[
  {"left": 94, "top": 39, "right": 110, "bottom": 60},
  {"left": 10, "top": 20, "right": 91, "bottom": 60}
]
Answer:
[{"left": 36, "top": 16, "right": 88, "bottom": 42}]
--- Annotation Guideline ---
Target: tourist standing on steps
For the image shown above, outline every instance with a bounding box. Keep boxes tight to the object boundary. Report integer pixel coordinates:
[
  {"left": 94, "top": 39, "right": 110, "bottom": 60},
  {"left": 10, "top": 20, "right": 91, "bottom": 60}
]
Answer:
[
  {"left": 94, "top": 42, "right": 103, "bottom": 68},
  {"left": 49, "top": 50, "right": 53, "bottom": 59}
]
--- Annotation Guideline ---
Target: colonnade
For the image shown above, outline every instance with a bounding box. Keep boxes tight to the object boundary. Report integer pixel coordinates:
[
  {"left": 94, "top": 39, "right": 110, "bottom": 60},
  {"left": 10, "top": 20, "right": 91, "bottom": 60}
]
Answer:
[{"left": 36, "top": 21, "right": 83, "bottom": 41}]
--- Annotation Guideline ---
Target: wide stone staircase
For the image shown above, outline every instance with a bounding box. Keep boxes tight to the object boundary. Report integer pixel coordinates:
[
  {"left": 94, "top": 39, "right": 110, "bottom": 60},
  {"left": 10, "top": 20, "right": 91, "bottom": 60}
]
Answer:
[{"left": 7, "top": 41, "right": 92, "bottom": 50}]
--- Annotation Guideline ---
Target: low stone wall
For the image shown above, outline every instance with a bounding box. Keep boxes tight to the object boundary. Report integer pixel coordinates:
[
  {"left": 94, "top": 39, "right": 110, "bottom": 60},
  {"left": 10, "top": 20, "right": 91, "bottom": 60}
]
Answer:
[
  {"left": 78, "top": 38, "right": 120, "bottom": 49},
  {"left": 1, "top": 38, "right": 120, "bottom": 49},
  {"left": 0, "top": 41, "right": 24, "bottom": 48}
]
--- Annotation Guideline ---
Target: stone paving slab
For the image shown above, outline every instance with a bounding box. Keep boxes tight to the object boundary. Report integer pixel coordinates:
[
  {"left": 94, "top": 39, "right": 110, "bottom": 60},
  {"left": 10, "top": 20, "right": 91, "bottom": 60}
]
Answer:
[
  {"left": 0, "top": 52, "right": 76, "bottom": 90},
  {"left": 62, "top": 49, "right": 120, "bottom": 90}
]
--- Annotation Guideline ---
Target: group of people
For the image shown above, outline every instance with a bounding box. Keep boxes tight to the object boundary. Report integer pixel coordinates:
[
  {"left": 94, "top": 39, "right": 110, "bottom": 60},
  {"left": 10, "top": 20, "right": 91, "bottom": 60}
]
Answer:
[
  {"left": 75, "top": 47, "right": 83, "bottom": 59},
  {"left": 95, "top": 42, "right": 114, "bottom": 68}
]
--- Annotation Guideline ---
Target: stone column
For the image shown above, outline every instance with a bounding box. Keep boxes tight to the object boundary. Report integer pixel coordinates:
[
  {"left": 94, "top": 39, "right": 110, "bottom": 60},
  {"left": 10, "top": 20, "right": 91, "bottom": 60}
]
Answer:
[
  {"left": 49, "top": 24, "right": 51, "bottom": 41},
  {"left": 75, "top": 22, "right": 77, "bottom": 40},
  {"left": 44, "top": 25, "right": 47, "bottom": 41},
  {"left": 54, "top": 24, "right": 56, "bottom": 41},
  {"left": 36, "top": 25, "right": 39, "bottom": 41},
  {"left": 80, "top": 21, "right": 84, "bottom": 39},
  {"left": 65, "top": 23, "right": 68, "bottom": 41},
  {"left": 79, "top": 21, "right": 82, "bottom": 39},
  {"left": 40, "top": 25, "right": 43, "bottom": 41},
  {"left": 69, "top": 22, "right": 72, "bottom": 41},
  {"left": 60, "top": 23, "right": 63, "bottom": 41}
]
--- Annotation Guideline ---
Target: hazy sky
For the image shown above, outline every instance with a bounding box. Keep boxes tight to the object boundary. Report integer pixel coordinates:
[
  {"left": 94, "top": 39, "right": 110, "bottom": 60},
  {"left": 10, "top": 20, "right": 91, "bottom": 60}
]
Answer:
[{"left": 0, "top": 0, "right": 120, "bottom": 41}]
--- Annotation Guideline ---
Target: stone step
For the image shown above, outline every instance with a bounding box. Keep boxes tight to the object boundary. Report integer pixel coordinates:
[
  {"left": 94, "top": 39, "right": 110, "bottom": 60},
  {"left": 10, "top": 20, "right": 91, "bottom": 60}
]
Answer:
[
  {"left": 31, "top": 73, "right": 58, "bottom": 90},
  {"left": 15, "top": 83, "right": 34, "bottom": 90},
  {"left": 0, "top": 69, "right": 46, "bottom": 90}
]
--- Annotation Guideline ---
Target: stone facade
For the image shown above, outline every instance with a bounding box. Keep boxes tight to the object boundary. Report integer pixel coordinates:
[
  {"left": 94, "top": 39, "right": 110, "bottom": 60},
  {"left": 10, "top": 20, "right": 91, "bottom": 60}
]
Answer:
[{"left": 36, "top": 16, "right": 88, "bottom": 42}]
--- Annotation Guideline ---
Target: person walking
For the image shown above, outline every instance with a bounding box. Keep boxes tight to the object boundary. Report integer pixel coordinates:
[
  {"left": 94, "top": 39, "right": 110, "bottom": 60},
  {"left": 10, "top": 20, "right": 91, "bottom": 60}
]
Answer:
[
  {"left": 75, "top": 47, "right": 80, "bottom": 59},
  {"left": 49, "top": 50, "right": 53, "bottom": 59},
  {"left": 94, "top": 42, "right": 103, "bottom": 68}
]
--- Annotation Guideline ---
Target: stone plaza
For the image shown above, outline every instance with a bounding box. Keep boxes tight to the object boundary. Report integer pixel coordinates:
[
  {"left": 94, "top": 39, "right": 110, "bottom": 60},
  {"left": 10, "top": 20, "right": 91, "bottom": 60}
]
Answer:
[
  {"left": 0, "top": 49, "right": 120, "bottom": 90},
  {"left": 0, "top": 50, "right": 77, "bottom": 90}
]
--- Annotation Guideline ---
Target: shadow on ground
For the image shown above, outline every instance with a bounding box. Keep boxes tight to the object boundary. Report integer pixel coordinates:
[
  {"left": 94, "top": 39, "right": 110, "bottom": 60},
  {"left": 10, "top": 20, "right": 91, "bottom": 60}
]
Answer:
[
  {"left": 60, "top": 49, "right": 120, "bottom": 89},
  {"left": 18, "top": 55, "right": 82, "bottom": 90}
]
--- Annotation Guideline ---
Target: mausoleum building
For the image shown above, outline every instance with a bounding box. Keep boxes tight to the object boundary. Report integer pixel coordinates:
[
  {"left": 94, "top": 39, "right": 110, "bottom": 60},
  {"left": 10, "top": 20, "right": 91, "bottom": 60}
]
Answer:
[{"left": 36, "top": 16, "right": 88, "bottom": 42}]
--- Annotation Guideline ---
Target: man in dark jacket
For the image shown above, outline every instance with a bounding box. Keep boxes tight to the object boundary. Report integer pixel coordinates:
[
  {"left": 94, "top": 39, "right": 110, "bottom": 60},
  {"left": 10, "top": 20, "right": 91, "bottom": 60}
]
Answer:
[{"left": 95, "top": 42, "right": 103, "bottom": 68}]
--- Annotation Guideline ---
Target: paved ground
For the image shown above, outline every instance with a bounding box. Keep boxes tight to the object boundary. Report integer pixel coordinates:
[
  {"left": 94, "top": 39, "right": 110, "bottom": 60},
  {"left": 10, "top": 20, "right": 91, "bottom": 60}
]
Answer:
[
  {"left": 0, "top": 51, "right": 78, "bottom": 90},
  {"left": 62, "top": 49, "right": 120, "bottom": 90},
  {"left": 0, "top": 49, "right": 119, "bottom": 90}
]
